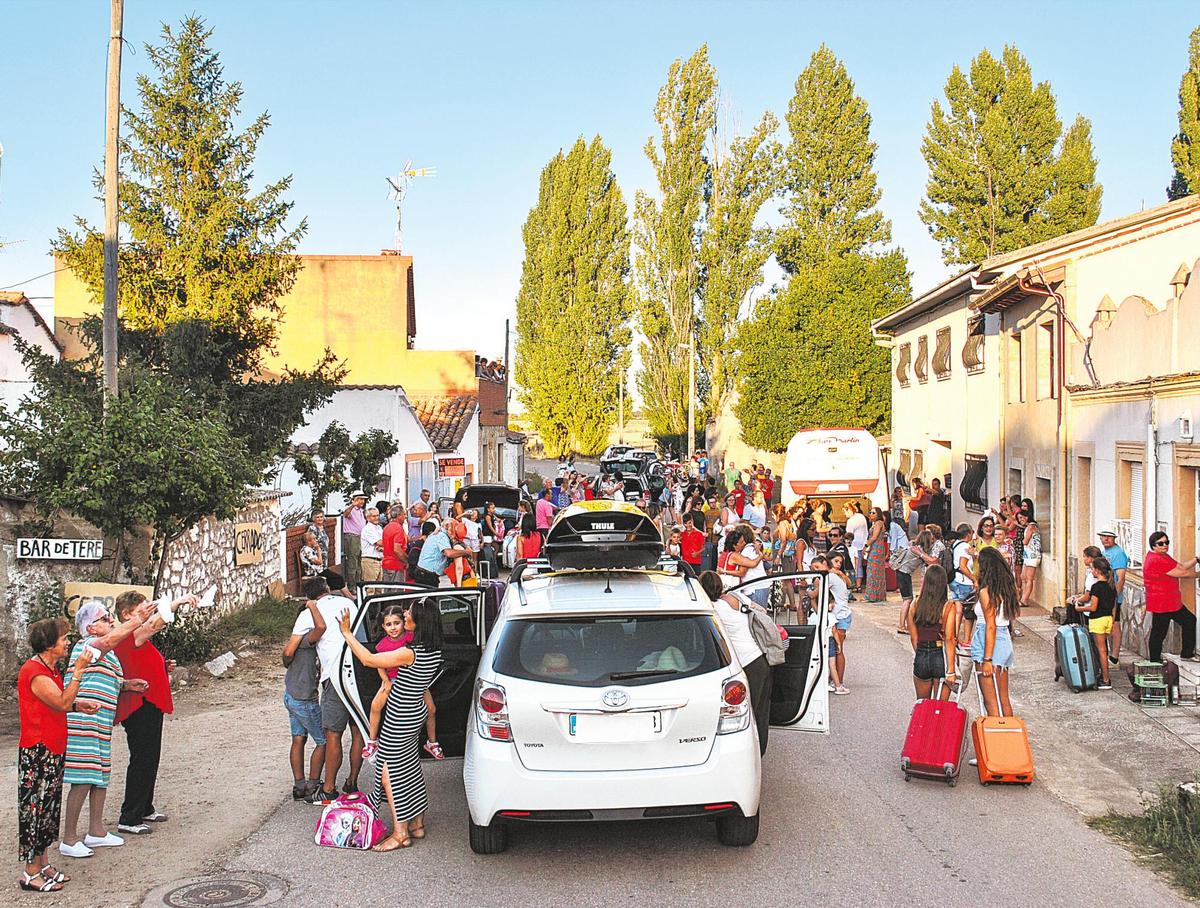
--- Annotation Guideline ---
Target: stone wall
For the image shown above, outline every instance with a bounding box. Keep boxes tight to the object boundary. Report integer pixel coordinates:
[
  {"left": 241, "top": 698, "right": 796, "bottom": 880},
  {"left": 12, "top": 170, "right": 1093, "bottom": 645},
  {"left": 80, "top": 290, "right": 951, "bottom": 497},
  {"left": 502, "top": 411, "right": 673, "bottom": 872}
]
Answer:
[
  {"left": 0, "top": 497, "right": 109, "bottom": 680},
  {"left": 157, "top": 495, "right": 285, "bottom": 618},
  {"left": 0, "top": 493, "right": 286, "bottom": 682}
]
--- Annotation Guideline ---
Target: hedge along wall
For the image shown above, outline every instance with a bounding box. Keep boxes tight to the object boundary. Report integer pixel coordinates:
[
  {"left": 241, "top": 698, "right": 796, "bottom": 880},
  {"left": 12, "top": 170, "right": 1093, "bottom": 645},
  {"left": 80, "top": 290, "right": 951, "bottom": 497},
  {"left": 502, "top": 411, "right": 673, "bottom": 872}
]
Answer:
[{"left": 0, "top": 492, "right": 288, "bottom": 682}]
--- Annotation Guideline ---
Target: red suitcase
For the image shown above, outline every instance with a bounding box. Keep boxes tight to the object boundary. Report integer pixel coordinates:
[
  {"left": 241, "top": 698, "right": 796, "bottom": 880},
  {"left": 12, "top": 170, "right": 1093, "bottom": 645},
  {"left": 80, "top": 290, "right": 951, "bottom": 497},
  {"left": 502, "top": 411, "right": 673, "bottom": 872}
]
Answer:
[{"left": 901, "top": 679, "right": 967, "bottom": 785}]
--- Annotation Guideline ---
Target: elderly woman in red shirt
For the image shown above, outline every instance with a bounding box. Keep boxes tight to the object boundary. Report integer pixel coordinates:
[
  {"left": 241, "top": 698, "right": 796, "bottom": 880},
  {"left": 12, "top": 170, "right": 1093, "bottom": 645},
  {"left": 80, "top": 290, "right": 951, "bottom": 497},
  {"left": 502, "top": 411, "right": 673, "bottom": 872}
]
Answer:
[
  {"left": 112, "top": 590, "right": 196, "bottom": 835},
  {"left": 1142, "top": 530, "right": 1200, "bottom": 663},
  {"left": 17, "top": 619, "right": 97, "bottom": 891}
]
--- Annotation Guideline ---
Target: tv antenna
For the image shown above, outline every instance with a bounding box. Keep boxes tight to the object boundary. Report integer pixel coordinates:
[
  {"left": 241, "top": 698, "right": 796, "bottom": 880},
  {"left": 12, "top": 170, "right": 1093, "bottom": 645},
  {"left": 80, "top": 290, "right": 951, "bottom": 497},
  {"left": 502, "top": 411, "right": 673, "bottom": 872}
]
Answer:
[{"left": 386, "top": 161, "right": 436, "bottom": 252}]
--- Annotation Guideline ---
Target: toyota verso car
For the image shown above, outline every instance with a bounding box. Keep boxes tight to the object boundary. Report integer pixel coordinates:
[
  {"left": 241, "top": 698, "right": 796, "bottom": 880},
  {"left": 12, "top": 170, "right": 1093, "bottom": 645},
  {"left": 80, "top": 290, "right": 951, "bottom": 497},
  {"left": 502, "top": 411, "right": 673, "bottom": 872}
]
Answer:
[
  {"left": 333, "top": 502, "right": 830, "bottom": 856},
  {"left": 464, "top": 502, "right": 830, "bottom": 854}
]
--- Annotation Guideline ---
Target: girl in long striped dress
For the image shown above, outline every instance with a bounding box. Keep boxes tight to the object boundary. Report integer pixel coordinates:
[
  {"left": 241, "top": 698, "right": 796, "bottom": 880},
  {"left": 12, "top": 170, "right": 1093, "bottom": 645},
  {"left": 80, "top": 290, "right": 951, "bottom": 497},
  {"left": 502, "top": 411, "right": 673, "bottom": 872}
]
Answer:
[
  {"left": 338, "top": 599, "right": 444, "bottom": 851},
  {"left": 59, "top": 600, "right": 156, "bottom": 857}
]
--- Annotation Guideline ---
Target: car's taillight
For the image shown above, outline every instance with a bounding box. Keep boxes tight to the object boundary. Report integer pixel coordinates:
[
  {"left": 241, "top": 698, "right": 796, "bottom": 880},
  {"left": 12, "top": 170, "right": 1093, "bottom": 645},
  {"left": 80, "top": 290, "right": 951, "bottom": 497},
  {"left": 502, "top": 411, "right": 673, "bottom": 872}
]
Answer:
[
  {"left": 717, "top": 677, "right": 751, "bottom": 735},
  {"left": 476, "top": 680, "right": 512, "bottom": 742}
]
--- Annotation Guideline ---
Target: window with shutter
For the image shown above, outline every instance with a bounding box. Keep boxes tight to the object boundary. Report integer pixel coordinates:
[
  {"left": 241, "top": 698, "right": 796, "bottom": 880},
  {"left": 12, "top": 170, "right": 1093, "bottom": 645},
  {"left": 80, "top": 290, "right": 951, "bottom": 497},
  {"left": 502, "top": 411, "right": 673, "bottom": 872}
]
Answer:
[
  {"left": 915, "top": 336, "right": 929, "bottom": 383},
  {"left": 961, "top": 455, "right": 988, "bottom": 512},
  {"left": 963, "top": 317, "right": 985, "bottom": 374},
  {"left": 895, "top": 344, "right": 911, "bottom": 387},
  {"left": 1130, "top": 461, "right": 1144, "bottom": 564},
  {"left": 933, "top": 327, "right": 952, "bottom": 379}
]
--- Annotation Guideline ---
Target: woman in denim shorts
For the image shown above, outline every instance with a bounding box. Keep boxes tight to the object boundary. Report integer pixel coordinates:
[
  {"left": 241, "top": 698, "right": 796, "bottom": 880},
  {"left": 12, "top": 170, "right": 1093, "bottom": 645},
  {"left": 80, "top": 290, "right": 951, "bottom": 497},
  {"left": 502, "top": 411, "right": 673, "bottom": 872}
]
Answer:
[
  {"left": 906, "top": 565, "right": 957, "bottom": 699},
  {"left": 972, "top": 548, "right": 1022, "bottom": 717}
]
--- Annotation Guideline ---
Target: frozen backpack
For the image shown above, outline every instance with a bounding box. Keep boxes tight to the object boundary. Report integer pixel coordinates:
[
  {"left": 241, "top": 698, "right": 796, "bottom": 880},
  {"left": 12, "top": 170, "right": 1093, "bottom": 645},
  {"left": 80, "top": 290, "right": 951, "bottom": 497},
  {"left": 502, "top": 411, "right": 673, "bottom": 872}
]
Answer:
[{"left": 314, "top": 792, "right": 387, "bottom": 850}]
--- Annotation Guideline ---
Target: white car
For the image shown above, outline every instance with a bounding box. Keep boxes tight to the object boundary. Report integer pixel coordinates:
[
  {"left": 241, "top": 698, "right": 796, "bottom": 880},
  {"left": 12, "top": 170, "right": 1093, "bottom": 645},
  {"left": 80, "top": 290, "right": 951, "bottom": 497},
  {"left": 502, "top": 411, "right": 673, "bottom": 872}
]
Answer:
[
  {"left": 334, "top": 504, "right": 829, "bottom": 855},
  {"left": 462, "top": 502, "right": 830, "bottom": 853}
]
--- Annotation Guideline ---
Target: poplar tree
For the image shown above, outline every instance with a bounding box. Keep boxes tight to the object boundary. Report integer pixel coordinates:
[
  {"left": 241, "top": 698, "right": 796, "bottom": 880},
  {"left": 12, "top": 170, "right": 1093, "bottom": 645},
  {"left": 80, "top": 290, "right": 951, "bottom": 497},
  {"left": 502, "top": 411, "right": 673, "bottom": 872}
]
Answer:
[
  {"left": 514, "top": 137, "right": 631, "bottom": 457},
  {"left": 698, "top": 112, "right": 781, "bottom": 415},
  {"left": 1168, "top": 25, "right": 1200, "bottom": 200},
  {"left": 776, "top": 44, "right": 890, "bottom": 272},
  {"left": 735, "top": 46, "right": 906, "bottom": 450},
  {"left": 634, "top": 47, "right": 717, "bottom": 444},
  {"left": 920, "top": 45, "right": 1101, "bottom": 265}
]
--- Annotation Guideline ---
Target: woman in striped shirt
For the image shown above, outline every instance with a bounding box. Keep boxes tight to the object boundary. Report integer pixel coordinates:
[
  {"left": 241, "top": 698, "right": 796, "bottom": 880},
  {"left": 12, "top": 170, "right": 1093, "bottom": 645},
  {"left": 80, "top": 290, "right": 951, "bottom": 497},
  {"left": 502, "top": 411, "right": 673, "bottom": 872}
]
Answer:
[{"left": 57, "top": 599, "right": 157, "bottom": 859}]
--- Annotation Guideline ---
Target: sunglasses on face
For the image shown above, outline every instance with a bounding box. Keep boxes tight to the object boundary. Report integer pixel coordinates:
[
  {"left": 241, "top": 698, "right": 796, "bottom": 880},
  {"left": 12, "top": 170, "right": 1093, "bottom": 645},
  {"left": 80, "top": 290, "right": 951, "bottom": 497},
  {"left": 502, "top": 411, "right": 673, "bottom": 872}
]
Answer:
[{"left": 1153, "top": 540, "right": 1170, "bottom": 547}]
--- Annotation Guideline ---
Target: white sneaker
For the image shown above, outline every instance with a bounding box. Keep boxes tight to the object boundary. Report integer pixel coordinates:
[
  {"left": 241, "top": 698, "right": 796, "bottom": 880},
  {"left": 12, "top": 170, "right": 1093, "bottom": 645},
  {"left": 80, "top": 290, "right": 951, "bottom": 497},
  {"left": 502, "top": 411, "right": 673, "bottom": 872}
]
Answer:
[
  {"left": 83, "top": 832, "right": 124, "bottom": 848},
  {"left": 143, "top": 811, "right": 169, "bottom": 822},
  {"left": 834, "top": 685, "right": 851, "bottom": 695},
  {"left": 58, "top": 840, "right": 94, "bottom": 859}
]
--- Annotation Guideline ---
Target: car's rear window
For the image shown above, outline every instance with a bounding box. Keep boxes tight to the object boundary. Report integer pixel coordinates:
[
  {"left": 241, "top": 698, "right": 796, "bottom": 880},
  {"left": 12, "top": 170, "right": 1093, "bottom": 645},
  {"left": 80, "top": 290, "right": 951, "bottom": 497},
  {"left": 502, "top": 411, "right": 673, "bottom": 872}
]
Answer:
[{"left": 492, "top": 614, "right": 729, "bottom": 687}]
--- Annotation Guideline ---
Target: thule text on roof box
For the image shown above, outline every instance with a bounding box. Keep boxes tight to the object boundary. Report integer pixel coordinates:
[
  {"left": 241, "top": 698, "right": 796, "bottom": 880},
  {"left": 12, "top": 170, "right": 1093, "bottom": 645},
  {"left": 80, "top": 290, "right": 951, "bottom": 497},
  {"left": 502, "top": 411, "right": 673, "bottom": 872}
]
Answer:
[{"left": 543, "top": 501, "right": 664, "bottom": 570}]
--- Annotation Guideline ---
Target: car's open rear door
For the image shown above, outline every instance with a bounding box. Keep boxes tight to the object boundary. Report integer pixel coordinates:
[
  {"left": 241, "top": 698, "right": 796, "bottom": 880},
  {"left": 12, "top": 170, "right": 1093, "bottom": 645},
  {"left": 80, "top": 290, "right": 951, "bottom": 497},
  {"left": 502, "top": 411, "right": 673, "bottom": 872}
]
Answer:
[
  {"left": 727, "top": 571, "right": 830, "bottom": 734},
  {"left": 336, "top": 586, "right": 487, "bottom": 757}
]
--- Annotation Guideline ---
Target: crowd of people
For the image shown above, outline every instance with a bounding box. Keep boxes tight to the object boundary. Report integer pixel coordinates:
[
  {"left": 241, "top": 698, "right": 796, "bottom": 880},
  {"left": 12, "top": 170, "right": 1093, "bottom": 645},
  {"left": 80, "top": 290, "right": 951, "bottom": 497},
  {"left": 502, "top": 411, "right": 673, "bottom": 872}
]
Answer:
[{"left": 22, "top": 455, "right": 1200, "bottom": 876}]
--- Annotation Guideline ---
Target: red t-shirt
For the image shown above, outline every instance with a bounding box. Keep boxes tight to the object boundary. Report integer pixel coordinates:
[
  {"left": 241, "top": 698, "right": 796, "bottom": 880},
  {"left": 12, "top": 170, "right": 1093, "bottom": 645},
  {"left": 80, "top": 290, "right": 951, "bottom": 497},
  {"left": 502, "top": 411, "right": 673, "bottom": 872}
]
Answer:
[
  {"left": 519, "top": 532, "right": 543, "bottom": 560},
  {"left": 732, "top": 488, "right": 747, "bottom": 517},
  {"left": 680, "top": 528, "right": 705, "bottom": 565},
  {"left": 1143, "top": 551, "right": 1184, "bottom": 613},
  {"left": 583, "top": 488, "right": 595, "bottom": 501},
  {"left": 114, "top": 635, "right": 173, "bottom": 722},
  {"left": 18, "top": 658, "right": 68, "bottom": 753},
  {"left": 382, "top": 520, "right": 408, "bottom": 573},
  {"left": 761, "top": 478, "right": 775, "bottom": 502}
]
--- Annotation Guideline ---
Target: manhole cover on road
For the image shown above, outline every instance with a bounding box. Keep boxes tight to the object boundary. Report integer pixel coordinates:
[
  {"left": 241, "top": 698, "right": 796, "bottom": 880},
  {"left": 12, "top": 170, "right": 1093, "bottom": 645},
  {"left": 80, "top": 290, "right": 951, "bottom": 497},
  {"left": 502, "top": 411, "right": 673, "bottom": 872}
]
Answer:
[{"left": 148, "top": 872, "right": 288, "bottom": 908}]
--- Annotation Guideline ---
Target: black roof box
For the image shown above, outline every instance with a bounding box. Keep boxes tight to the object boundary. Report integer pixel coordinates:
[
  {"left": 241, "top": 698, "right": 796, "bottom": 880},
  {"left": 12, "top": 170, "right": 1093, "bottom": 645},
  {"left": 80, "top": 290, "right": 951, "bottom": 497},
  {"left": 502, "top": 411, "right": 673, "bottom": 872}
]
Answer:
[{"left": 543, "top": 502, "right": 664, "bottom": 570}]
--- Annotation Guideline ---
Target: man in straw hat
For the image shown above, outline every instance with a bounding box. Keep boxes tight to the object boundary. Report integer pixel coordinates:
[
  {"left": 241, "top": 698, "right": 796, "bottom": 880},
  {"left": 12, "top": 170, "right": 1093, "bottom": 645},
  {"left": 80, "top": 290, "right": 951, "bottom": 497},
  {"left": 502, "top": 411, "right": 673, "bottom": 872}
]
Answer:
[{"left": 341, "top": 491, "right": 368, "bottom": 590}]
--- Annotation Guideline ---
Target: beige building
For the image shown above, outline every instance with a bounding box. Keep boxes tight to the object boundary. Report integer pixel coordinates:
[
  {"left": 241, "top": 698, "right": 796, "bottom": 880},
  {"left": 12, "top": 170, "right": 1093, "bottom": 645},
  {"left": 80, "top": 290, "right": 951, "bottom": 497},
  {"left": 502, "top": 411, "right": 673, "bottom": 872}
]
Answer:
[{"left": 879, "top": 193, "right": 1200, "bottom": 657}]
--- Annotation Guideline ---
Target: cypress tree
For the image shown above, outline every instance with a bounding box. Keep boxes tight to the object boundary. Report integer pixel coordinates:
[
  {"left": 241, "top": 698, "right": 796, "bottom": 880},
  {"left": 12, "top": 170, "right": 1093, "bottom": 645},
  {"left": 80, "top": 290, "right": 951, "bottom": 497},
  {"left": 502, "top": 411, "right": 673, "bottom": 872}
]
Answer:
[
  {"left": 776, "top": 44, "right": 890, "bottom": 272},
  {"left": 1168, "top": 26, "right": 1200, "bottom": 200},
  {"left": 53, "top": 17, "right": 338, "bottom": 465},
  {"left": 919, "top": 45, "right": 1102, "bottom": 265},
  {"left": 514, "top": 138, "right": 631, "bottom": 457}
]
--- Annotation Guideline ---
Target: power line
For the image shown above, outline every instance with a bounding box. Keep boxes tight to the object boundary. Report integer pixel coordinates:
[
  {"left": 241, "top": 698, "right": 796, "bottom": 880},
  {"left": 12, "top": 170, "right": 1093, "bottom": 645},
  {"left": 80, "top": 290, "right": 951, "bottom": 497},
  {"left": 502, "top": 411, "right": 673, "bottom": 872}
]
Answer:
[{"left": 0, "top": 267, "right": 66, "bottom": 291}]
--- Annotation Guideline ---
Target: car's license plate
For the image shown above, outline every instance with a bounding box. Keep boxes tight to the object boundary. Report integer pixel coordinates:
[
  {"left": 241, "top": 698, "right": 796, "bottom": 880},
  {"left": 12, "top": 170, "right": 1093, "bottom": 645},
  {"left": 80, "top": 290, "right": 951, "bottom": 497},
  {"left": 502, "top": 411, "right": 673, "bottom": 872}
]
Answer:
[{"left": 568, "top": 711, "right": 662, "bottom": 741}]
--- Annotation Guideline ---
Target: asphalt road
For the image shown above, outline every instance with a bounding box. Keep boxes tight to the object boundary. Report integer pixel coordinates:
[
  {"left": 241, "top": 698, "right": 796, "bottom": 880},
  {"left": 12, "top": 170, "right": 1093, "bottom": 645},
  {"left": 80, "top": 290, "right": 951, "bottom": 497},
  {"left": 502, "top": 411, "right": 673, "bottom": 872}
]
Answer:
[{"left": 196, "top": 599, "right": 1193, "bottom": 908}]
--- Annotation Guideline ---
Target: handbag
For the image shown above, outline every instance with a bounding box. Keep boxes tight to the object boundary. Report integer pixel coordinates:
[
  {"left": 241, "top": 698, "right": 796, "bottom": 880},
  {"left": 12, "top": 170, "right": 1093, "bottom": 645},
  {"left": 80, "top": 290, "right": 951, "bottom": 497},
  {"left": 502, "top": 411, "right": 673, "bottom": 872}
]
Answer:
[{"left": 314, "top": 792, "right": 387, "bottom": 850}]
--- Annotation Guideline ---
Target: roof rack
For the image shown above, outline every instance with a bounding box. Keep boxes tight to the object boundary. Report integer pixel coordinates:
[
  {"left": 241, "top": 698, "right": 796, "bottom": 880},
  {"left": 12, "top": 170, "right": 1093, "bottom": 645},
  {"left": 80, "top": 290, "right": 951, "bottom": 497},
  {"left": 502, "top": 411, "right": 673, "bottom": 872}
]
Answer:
[{"left": 543, "top": 502, "right": 664, "bottom": 570}]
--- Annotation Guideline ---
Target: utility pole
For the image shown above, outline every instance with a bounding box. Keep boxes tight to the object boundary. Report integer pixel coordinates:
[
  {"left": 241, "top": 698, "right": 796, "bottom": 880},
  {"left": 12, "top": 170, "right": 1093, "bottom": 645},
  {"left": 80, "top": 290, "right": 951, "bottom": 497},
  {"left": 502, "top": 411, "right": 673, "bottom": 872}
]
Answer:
[
  {"left": 618, "top": 363, "right": 625, "bottom": 443},
  {"left": 102, "top": 0, "right": 123, "bottom": 399},
  {"left": 686, "top": 331, "right": 695, "bottom": 460}
]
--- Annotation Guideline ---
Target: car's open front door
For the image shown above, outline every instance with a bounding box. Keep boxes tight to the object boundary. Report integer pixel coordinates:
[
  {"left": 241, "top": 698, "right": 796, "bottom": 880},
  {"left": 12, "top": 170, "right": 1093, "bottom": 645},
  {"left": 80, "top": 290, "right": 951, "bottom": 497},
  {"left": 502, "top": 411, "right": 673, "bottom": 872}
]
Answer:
[
  {"left": 336, "top": 586, "right": 487, "bottom": 757},
  {"left": 727, "top": 570, "right": 830, "bottom": 734}
]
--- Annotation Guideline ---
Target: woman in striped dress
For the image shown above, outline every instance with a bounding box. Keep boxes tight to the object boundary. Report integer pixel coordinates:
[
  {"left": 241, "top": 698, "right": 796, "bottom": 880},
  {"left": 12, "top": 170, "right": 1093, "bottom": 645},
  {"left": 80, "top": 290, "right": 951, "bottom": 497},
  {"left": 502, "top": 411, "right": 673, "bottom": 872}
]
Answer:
[
  {"left": 338, "top": 600, "right": 444, "bottom": 851},
  {"left": 59, "top": 599, "right": 157, "bottom": 858}
]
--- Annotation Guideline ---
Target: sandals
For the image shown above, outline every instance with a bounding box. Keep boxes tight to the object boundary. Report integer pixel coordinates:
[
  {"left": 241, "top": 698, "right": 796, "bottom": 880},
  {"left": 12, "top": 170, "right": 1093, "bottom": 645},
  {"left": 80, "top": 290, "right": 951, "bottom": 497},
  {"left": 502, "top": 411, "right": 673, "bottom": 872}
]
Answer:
[
  {"left": 19, "top": 868, "right": 63, "bottom": 892},
  {"left": 422, "top": 740, "right": 445, "bottom": 760},
  {"left": 371, "top": 834, "right": 412, "bottom": 851},
  {"left": 409, "top": 823, "right": 426, "bottom": 839},
  {"left": 43, "top": 867, "right": 69, "bottom": 884}
]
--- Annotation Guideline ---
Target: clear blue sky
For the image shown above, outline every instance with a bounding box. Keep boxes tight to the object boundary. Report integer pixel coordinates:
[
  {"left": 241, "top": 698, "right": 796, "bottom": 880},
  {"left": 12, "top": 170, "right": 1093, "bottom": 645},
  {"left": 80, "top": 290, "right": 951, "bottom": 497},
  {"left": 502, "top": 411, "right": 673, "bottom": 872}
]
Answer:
[{"left": 0, "top": 0, "right": 1195, "bottom": 359}]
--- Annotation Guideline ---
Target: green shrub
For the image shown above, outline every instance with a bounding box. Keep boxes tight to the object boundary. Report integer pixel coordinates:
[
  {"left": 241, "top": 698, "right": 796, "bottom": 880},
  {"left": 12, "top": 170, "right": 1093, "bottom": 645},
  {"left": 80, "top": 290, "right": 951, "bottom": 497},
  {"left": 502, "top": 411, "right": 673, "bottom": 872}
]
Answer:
[{"left": 1091, "top": 779, "right": 1200, "bottom": 898}]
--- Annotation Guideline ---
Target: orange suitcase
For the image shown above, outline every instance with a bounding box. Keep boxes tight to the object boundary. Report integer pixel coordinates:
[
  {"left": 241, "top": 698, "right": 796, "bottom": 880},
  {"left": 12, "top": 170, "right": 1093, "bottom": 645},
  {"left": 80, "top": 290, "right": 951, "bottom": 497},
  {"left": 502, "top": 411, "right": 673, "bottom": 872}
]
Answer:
[{"left": 971, "top": 674, "right": 1034, "bottom": 785}]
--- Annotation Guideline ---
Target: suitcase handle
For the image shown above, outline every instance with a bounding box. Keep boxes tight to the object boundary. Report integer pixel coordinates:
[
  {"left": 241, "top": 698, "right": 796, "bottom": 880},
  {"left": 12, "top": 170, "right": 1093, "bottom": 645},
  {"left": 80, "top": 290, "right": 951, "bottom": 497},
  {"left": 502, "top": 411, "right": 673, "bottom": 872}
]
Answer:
[{"left": 974, "top": 663, "right": 1007, "bottom": 717}]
